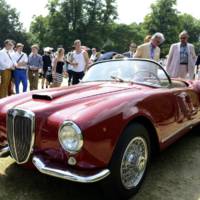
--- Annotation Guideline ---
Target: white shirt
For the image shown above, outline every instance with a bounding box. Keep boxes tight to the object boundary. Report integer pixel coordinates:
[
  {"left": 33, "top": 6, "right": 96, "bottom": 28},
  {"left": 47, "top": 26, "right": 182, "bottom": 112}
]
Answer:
[
  {"left": 90, "top": 53, "right": 97, "bottom": 62},
  {"left": 72, "top": 50, "right": 86, "bottom": 72},
  {"left": 0, "top": 48, "right": 14, "bottom": 70},
  {"left": 13, "top": 51, "right": 28, "bottom": 69},
  {"left": 68, "top": 63, "right": 74, "bottom": 71}
]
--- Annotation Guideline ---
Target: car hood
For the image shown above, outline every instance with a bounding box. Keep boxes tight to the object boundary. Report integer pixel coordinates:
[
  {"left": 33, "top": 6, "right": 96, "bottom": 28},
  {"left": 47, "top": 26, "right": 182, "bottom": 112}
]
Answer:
[
  {"left": 0, "top": 81, "right": 150, "bottom": 154},
  {"left": 32, "top": 82, "right": 133, "bottom": 101},
  {"left": 0, "top": 82, "right": 151, "bottom": 129},
  {"left": 3, "top": 82, "right": 144, "bottom": 111}
]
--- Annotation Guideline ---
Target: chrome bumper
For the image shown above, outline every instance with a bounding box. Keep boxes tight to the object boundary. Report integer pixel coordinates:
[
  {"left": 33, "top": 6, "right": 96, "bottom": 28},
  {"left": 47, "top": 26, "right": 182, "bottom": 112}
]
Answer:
[
  {"left": 32, "top": 156, "right": 110, "bottom": 183},
  {"left": 0, "top": 146, "right": 10, "bottom": 157}
]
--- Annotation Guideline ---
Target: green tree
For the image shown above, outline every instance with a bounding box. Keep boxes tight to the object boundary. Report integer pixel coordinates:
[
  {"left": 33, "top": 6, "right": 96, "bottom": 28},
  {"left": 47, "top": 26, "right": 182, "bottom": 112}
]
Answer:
[
  {"left": 178, "top": 13, "right": 200, "bottom": 52},
  {"left": 29, "top": 0, "right": 118, "bottom": 51},
  {"left": 104, "top": 23, "right": 145, "bottom": 52},
  {"left": 0, "top": 0, "right": 29, "bottom": 49},
  {"left": 143, "top": 0, "right": 180, "bottom": 56},
  {"left": 29, "top": 15, "right": 49, "bottom": 45}
]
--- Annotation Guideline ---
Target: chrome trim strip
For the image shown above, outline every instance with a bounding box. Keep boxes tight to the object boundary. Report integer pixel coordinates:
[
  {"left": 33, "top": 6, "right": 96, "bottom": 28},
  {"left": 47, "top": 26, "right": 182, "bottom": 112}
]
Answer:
[
  {"left": 0, "top": 146, "right": 10, "bottom": 157},
  {"left": 32, "top": 156, "right": 110, "bottom": 183},
  {"left": 7, "top": 108, "right": 35, "bottom": 164}
]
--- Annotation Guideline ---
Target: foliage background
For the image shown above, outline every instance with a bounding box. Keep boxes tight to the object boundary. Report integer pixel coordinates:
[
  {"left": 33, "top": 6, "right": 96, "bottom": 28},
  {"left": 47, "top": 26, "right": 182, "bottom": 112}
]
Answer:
[{"left": 0, "top": 0, "right": 200, "bottom": 56}]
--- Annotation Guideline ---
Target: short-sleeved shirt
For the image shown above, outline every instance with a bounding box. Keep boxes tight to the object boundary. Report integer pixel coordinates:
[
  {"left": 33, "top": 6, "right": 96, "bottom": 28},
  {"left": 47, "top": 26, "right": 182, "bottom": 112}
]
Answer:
[{"left": 72, "top": 50, "right": 86, "bottom": 72}]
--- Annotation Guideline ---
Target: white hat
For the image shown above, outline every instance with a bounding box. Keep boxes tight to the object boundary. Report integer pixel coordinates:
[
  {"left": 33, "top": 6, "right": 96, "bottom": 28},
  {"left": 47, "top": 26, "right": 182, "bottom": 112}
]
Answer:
[{"left": 44, "top": 47, "right": 53, "bottom": 52}]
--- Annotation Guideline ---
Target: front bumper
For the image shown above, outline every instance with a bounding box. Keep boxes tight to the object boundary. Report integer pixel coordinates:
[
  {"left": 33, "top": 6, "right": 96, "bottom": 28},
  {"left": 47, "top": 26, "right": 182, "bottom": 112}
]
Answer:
[{"left": 32, "top": 156, "right": 110, "bottom": 183}]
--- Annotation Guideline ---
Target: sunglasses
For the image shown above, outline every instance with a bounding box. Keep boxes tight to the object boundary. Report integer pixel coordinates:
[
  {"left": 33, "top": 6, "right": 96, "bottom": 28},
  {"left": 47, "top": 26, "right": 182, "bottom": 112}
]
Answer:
[{"left": 180, "top": 37, "right": 187, "bottom": 40}]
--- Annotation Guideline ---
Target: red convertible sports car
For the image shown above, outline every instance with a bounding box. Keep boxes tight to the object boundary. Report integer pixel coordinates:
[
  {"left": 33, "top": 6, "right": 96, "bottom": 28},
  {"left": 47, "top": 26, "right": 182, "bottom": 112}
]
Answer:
[{"left": 0, "top": 59, "right": 200, "bottom": 199}]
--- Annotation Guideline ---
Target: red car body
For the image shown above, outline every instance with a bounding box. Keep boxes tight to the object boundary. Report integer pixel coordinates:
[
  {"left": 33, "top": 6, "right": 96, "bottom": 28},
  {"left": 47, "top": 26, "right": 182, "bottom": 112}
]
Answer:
[{"left": 0, "top": 59, "right": 200, "bottom": 198}]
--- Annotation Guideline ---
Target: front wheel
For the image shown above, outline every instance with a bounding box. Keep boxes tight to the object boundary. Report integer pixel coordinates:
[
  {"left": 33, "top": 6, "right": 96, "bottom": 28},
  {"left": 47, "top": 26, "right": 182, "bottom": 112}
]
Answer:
[{"left": 102, "top": 123, "right": 151, "bottom": 199}]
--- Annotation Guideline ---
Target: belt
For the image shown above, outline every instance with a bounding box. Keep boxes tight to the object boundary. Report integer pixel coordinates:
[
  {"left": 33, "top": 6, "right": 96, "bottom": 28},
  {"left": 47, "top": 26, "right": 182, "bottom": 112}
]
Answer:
[
  {"left": 29, "top": 69, "right": 39, "bottom": 72},
  {"left": 15, "top": 68, "right": 26, "bottom": 71},
  {"left": 180, "top": 63, "right": 188, "bottom": 65}
]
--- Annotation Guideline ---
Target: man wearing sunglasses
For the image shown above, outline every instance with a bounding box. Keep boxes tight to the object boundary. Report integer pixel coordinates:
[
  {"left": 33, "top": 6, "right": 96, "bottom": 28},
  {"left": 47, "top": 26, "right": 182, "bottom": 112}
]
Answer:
[{"left": 166, "top": 31, "right": 196, "bottom": 79}]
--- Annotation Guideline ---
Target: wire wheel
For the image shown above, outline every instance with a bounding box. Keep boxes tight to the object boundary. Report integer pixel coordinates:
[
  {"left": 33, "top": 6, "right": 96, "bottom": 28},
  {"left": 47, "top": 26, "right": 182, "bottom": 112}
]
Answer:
[{"left": 120, "top": 136, "right": 148, "bottom": 189}]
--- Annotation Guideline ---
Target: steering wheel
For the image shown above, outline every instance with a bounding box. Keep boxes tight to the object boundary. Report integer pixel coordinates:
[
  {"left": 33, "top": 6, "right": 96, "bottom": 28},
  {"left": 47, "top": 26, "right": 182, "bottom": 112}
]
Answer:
[{"left": 132, "top": 71, "right": 162, "bottom": 85}]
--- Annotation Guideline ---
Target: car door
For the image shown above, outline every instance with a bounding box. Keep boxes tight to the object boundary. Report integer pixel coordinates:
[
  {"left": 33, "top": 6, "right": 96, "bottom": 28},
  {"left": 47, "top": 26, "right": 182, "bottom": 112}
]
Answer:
[
  {"left": 139, "top": 89, "right": 180, "bottom": 143},
  {"left": 171, "top": 87, "right": 200, "bottom": 125},
  {"left": 150, "top": 87, "right": 200, "bottom": 144}
]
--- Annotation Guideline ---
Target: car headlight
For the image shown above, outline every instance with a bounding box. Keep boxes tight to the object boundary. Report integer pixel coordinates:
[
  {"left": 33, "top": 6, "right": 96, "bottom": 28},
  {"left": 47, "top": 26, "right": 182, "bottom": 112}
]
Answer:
[{"left": 58, "top": 121, "right": 83, "bottom": 154}]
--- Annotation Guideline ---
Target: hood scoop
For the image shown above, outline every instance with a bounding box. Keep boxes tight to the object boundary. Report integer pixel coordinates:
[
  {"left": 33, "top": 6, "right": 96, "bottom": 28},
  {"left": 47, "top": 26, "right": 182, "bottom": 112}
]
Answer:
[
  {"left": 32, "top": 94, "right": 53, "bottom": 100},
  {"left": 31, "top": 84, "right": 102, "bottom": 101}
]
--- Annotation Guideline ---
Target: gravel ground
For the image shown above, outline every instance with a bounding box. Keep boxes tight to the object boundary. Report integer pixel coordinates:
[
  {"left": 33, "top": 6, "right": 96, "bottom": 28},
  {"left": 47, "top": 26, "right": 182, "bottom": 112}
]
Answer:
[{"left": 0, "top": 129, "right": 200, "bottom": 200}]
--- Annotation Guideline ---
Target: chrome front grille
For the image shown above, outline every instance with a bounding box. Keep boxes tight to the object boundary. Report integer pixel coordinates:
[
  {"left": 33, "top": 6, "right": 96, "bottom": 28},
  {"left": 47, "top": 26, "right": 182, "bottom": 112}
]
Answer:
[{"left": 7, "top": 109, "right": 35, "bottom": 164}]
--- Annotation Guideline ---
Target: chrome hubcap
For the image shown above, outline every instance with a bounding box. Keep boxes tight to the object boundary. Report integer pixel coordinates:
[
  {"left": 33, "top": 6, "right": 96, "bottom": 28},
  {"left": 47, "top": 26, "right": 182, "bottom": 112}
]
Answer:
[{"left": 120, "top": 136, "right": 148, "bottom": 189}]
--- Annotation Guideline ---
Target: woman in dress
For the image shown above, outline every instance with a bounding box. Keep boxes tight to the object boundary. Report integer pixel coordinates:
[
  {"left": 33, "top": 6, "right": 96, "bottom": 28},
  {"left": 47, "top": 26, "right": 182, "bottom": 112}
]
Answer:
[{"left": 52, "top": 48, "right": 65, "bottom": 87}]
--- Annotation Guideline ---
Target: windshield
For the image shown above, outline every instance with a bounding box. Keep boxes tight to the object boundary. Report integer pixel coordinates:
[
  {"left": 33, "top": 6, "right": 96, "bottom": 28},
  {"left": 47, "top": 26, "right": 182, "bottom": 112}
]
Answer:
[{"left": 83, "top": 59, "right": 170, "bottom": 87}]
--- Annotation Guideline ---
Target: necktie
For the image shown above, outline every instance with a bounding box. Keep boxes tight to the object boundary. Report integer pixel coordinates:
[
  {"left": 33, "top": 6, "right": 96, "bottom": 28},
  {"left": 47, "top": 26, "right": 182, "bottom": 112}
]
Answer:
[{"left": 150, "top": 46, "right": 155, "bottom": 59}]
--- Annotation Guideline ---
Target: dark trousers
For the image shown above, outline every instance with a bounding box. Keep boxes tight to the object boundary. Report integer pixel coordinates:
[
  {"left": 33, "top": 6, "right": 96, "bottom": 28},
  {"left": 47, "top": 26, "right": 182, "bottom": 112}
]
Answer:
[
  {"left": 72, "top": 71, "right": 85, "bottom": 85},
  {"left": 13, "top": 69, "right": 28, "bottom": 94},
  {"left": 67, "top": 70, "right": 73, "bottom": 86}
]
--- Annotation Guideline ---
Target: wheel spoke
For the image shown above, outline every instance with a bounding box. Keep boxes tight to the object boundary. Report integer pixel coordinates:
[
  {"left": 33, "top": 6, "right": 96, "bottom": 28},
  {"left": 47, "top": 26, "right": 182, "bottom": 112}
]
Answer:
[{"left": 120, "top": 136, "right": 148, "bottom": 189}]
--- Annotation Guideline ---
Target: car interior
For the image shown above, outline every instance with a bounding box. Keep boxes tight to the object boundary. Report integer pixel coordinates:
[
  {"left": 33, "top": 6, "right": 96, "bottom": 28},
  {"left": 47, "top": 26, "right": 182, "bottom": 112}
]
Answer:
[{"left": 169, "top": 80, "right": 188, "bottom": 88}]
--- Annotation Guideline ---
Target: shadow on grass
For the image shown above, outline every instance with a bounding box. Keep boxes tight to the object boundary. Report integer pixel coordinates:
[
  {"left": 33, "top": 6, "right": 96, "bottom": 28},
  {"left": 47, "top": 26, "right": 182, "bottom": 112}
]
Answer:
[
  {"left": 133, "top": 129, "right": 200, "bottom": 200},
  {"left": 1, "top": 129, "right": 200, "bottom": 200},
  {"left": 0, "top": 160, "right": 102, "bottom": 200}
]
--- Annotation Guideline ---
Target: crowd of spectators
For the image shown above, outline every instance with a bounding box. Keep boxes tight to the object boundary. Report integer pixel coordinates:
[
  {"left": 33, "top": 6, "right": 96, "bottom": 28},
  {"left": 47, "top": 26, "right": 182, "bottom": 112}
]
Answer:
[{"left": 0, "top": 31, "right": 200, "bottom": 99}]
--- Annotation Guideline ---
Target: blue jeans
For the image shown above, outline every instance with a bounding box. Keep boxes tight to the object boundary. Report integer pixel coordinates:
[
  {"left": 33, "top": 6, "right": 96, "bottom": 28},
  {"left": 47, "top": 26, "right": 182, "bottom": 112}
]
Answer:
[{"left": 13, "top": 69, "right": 28, "bottom": 94}]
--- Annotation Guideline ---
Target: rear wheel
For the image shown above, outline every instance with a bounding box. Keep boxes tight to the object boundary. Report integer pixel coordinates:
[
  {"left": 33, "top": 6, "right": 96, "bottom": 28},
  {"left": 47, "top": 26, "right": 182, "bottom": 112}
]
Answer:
[{"left": 102, "top": 123, "right": 151, "bottom": 199}]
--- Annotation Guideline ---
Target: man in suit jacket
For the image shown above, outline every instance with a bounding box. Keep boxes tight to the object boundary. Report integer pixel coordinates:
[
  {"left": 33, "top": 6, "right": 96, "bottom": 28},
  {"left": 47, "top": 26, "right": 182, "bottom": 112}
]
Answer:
[
  {"left": 166, "top": 31, "right": 196, "bottom": 79},
  {"left": 134, "top": 32, "right": 165, "bottom": 61},
  {"left": 123, "top": 43, "right": 137, "bottom": 58}
]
